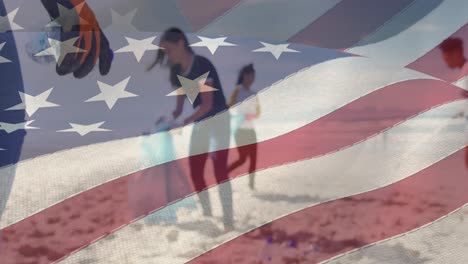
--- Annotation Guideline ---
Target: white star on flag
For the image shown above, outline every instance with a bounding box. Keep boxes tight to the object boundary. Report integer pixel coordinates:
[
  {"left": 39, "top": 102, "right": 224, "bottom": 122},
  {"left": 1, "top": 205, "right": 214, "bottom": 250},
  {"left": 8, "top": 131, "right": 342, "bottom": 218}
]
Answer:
[
  {"left": 86, "top": 77, "right": 138, "bottom": 109},
  {"left": 46, "top": 3, "right": 87, "bottom": 32},
  {"left": 0, "top": 120, "right": 38, "bottom": 134},
  {"left": 0, "top": 7, "right": 23, "bottom": 33},
  {"left": 0, "top": 42, "right": 11, "bottom": 63},
  {"left": 190, "top": 36, "right": 237, "bottom": 54},
  {"left": 252, "top": 41, "right": 299, "bottom": 60},
  {"left": 34, "top": 37, "right": 85, "bottom": 66},
  {"left": 105, "top": 9, "right": 138, "bottom": 32},
  {"left": 167, "top": 72, "right": 218, "bottom": 104},
  {"left": 57, "top": 122, "right": 111, "bottom": 136},
  {"left": 6, "top": 88, "right": 60, "bottom": 117},
  {"left": 115, "top": 36, "right": 161, "bottom": 62}
]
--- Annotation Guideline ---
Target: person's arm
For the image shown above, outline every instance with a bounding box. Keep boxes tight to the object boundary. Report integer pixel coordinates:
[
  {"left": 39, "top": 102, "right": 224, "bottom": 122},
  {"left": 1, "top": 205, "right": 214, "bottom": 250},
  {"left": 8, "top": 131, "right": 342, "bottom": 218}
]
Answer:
[
  {"left": 184, "top": 81, "right": 214, "bottom": 124},
  {"left": 255, "top": 95, "right": 261, "bottom": 118},
  {"left": 228, "top": 86, "right": 240, "bottom": 108},
  {"left": 173, "top": 94, "right": 185, "bottom": 119}
]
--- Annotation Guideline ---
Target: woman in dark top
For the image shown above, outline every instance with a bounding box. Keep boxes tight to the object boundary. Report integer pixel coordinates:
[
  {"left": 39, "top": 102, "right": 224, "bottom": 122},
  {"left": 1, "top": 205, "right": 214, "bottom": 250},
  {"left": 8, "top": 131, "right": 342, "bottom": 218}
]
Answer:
[{"left": 148, "top": 27, "right": 234, "bottom": 231}]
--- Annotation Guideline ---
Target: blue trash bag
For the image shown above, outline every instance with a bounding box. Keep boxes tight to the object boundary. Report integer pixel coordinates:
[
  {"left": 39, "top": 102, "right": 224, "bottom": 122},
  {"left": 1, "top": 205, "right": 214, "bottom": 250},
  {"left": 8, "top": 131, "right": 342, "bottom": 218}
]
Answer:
[{"left": 135, "top": 119, "right": 198, "bottom": 225}]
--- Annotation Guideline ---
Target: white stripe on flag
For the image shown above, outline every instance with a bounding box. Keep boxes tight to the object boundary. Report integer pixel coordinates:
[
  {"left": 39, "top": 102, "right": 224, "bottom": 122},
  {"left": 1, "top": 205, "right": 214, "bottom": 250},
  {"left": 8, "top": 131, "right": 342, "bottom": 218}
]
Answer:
[
  {"left": 454, "top": 76, "right": 468, "bottom": 90},
  {"left": 198, "top": 0, "right": 342, "bottom": 41},
  {"left": 62, "top": 100, "right": 466, "bottom": 264},
  {"left": 322, "top": 203, "right": 468, "bottom": 264},
  {"left": 253, "top": 56, "right": 436, "bottom": 142},
  {"left": 0, "top": 57, "right": 436, "bottom": 228},
  {"left": 347, "top": 0, "right": 468, "bottom": 67}
]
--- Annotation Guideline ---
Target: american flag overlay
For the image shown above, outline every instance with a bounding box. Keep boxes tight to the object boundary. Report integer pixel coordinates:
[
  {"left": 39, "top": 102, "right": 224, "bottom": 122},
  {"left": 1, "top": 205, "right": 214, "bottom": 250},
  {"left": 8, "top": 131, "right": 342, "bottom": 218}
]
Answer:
[{"left": 0, "top": 0, "right": 467, "bottom": 263}]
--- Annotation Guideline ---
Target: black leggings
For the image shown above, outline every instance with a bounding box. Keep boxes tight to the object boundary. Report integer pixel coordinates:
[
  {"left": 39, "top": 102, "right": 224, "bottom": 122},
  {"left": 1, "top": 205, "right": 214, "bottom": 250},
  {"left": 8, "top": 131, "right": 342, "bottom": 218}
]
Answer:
[
  {"left": 228, "top": 128, "right": 257, "bottom": 188},
  {"left": 188, "top": 115, "right": 233, "bottom": 226}
]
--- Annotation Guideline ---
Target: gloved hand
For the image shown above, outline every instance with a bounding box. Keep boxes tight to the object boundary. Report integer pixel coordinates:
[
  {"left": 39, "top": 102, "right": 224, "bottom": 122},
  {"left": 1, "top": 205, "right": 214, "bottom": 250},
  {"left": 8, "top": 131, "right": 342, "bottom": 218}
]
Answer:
[{"left": 41, "top": 0, "right": 113, "bottom": 78}]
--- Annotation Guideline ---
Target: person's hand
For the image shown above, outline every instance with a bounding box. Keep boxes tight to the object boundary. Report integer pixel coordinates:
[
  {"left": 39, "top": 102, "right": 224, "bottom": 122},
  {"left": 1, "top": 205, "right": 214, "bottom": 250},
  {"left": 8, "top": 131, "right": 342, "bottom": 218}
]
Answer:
[
  {"left": 64, "top": 0, "right": 113, "bottom": 78},
  {"left": 155, "top": 116, "right": 165, "bottom": 126},
  {"left": 41, "top": 0, "right": 113, "bottom": 78}
]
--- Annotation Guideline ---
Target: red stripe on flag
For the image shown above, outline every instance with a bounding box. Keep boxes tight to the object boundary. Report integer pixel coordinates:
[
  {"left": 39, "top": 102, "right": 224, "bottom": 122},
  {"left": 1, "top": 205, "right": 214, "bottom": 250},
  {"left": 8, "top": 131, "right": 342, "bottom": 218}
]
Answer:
[
  {"left": 0, "top": 79, "right": 464, "bottom": 263},
  {"left": 288, "top": 0, "right": 414, "bottom": 50},
  {"left": 190, "top": 148, "right": 468, "bottom": 264},
  {"left": 406, "top": 23, "right": 468, "bottom": 83},
  {"left": 177, "top": 0, "right": 242, "bottom": 32}
]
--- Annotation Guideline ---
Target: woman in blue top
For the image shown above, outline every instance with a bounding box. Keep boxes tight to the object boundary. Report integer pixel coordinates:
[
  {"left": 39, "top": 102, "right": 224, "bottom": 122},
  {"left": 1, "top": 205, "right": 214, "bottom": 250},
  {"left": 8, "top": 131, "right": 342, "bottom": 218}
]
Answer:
[{"left": 148, "top": 27, "right": 234, "bottom": 231}]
